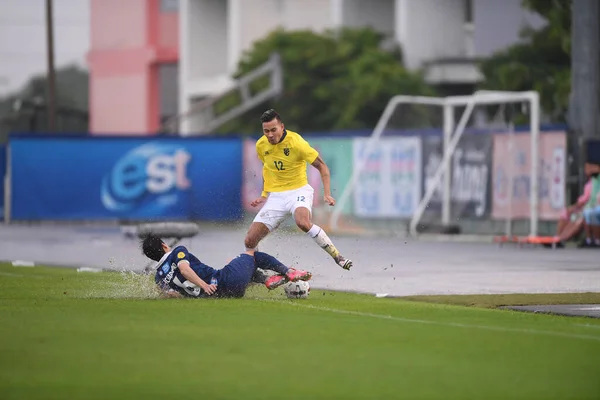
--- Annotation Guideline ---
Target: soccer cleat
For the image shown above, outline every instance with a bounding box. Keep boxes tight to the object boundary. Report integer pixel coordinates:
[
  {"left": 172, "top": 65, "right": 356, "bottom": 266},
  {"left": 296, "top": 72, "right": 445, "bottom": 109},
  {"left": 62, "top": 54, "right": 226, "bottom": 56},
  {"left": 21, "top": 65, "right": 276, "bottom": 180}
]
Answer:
[
  {"left": 335, "top": 255, "right": 352, "bottom": 270},
  {"left": 265, "top": 274, "right": 288, "bottom": 290},
  {"left": 285, "top": 268, "right": 312, "bottom": 282},
  {"left": 252, "top": 268, "right": 274, "bottom": 284}
]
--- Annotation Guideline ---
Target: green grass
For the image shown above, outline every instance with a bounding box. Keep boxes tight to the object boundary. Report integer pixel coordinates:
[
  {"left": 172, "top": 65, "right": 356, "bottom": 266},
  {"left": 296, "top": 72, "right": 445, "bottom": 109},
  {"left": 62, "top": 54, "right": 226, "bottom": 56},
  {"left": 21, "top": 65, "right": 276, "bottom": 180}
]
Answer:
[
  {"left": 1, "top": 263, "right": 599, "bottom": 400},
  {"left": 399, "top": 292, "right": 600, "bottom": 308}
]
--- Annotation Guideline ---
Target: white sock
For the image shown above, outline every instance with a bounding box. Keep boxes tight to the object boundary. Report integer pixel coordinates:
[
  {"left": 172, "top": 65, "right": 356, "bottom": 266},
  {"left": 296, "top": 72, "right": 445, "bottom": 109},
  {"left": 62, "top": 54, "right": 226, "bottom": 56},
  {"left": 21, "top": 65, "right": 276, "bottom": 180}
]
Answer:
[
  {"left": 307, "top": 225, "right": 340, "bottom": 258},
  {"left": 307, "top": 224, "right": 321, "bottom": 238}
]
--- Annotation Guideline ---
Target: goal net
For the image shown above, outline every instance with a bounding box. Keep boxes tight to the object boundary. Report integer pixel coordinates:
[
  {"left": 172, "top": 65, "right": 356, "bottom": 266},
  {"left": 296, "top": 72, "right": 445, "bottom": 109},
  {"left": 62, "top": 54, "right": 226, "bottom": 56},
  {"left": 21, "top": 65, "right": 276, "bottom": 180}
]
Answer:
[{"left": 324, "top": 91, "right": 551, "bottom": 238}]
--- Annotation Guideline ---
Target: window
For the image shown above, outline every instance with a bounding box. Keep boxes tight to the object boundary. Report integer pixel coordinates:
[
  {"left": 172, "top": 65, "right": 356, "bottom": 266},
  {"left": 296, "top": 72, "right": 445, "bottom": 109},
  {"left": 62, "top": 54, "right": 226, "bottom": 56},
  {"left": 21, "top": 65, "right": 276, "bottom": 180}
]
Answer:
[
  {"left": 159, "top": 63, "right": 179, "bottom": 122},
  {"left": 464, "top": 0, "right": 473, "bottom": 24},
  {"left": 160, "top": 0, "right": 179, "bottom": 13}
]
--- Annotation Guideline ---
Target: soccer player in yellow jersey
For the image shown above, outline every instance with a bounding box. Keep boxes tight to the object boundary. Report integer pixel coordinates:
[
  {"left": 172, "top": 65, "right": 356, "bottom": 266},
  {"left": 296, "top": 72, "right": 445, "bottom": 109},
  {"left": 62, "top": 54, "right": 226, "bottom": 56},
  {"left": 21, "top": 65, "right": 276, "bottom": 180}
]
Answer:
[{"left": 243, "top": 109, "right": 353, "bottom": 284}]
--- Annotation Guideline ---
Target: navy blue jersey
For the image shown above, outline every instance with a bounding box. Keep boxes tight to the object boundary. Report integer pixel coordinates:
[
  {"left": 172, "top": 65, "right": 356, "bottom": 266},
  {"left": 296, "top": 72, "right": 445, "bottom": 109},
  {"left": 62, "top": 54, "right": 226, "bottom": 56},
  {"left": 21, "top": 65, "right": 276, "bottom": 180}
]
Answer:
[
  {"left": 154, "top": 246, "right": 218, "bottom": 298},
  {"left": 216, "top": 254, "right": 257, "bottom": 298}
]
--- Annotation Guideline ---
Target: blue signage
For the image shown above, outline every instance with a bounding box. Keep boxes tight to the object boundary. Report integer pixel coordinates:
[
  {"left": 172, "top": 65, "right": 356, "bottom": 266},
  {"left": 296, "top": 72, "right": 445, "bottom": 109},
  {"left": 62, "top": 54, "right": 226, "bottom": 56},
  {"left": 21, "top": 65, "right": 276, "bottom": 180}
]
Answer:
[{"left": 9, "top": 137, "right": 243, "bottom": 221}]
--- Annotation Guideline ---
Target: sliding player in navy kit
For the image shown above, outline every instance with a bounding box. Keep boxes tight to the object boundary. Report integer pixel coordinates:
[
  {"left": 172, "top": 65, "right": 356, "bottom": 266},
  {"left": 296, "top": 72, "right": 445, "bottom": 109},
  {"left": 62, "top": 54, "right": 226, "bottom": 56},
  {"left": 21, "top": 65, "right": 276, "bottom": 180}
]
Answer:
[{"left": 141, "top": 234, "right": 311, "bottom": 298}]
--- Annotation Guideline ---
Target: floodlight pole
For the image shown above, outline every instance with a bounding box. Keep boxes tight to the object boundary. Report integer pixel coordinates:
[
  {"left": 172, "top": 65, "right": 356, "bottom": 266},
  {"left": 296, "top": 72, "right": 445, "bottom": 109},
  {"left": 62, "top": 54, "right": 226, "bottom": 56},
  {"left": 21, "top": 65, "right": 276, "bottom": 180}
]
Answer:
[{"left": 45, "top": 0, "right": 57, "bottom": 132}]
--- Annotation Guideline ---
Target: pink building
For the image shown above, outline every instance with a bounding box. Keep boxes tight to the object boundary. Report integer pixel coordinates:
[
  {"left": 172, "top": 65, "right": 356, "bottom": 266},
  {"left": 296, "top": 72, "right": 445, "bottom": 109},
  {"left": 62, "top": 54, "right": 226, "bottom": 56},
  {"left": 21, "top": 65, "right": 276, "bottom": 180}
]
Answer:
[{"left": 87, "top": 0, "right": 179, "bottom": 134}]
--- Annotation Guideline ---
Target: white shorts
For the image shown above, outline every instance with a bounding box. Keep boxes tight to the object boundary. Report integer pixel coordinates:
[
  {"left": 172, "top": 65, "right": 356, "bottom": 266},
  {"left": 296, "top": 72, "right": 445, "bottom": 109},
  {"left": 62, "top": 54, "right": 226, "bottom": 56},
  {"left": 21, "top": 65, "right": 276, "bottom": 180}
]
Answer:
[{"left": 253, "top": 184, "right": 314, "bottom": 231}]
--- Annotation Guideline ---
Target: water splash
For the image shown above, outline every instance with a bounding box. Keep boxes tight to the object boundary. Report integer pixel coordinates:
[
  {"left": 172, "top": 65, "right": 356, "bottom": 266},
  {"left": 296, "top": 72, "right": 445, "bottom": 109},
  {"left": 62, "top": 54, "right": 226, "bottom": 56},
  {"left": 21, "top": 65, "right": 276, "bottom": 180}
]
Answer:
[{"left": 84, "top": 267, "right": 161, "bottom": 300}]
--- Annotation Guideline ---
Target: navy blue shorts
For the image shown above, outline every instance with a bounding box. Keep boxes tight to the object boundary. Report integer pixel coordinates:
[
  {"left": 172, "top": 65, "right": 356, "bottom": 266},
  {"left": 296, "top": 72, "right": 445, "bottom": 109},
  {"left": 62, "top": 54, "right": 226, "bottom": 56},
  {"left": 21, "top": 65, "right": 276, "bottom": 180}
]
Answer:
[{"left": 215, "top": 254, "right": 256, "bottom": 298}]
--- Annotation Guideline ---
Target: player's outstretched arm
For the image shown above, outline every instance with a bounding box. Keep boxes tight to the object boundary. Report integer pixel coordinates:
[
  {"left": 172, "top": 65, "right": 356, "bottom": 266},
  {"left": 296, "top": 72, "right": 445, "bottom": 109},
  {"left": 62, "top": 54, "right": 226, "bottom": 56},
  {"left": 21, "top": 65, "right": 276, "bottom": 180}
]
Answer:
[
  {"left": 250, "top": 195, "right": 267, "bottom": 208},
  {"left": 311, "top": 156, "right": 335, "bottom": 206},
  {"left": 251, "top": 142, "right": 268, "bottom": 207},
  {"left": 177, "top": 260, "right": 217, "bottom": 295}
]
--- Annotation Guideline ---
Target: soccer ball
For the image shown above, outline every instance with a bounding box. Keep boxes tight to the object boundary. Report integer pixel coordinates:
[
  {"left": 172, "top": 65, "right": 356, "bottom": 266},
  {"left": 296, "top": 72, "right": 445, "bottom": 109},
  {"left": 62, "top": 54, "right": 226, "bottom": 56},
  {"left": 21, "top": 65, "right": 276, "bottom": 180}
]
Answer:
[{"left": 283, "top": 280, "right": 310, "bottom": 299}]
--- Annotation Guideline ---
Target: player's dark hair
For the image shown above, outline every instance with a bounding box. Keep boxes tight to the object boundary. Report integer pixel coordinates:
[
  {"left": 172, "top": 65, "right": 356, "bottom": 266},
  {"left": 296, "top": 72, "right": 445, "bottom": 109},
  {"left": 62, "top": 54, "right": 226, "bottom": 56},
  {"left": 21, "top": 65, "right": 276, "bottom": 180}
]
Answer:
[
  {"left": 141, "top": 234, "right": 166, "bottom": 262},
  {"left": 260, "top": 109, "right": 281, "bottom": 123}
]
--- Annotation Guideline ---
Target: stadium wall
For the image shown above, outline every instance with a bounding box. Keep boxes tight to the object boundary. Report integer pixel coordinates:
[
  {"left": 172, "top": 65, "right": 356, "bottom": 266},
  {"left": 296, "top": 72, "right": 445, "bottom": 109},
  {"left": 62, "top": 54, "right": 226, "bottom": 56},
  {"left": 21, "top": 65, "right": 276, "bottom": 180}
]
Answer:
[{"left": 3, "top": 128, "right": 567, "bottom": 236}]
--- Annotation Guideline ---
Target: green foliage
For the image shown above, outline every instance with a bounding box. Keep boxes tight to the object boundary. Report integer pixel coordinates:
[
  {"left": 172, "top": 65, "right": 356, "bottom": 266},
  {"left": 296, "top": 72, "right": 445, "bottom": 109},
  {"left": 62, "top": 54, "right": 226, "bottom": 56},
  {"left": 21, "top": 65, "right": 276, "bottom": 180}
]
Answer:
[
  {"left": 0, "top": 65, "right": 89, "bottom": 143},
  {"left": 478, "top": 0, "right": 571, "bottom": 122},
  {"left": 215, "top": 27, "right": 436, "bottom": 134}
]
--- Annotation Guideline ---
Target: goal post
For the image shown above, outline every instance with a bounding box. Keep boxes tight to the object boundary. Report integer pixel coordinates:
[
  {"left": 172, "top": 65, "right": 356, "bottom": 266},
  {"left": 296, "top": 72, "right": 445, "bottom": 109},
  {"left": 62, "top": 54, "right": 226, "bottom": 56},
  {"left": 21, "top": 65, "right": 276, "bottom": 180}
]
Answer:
[
  {"left": 328, "top": 90, "right": 541, "bottom": 238},
  {"left": 328, "top": 95, "right": 444, "bottom": 233},
  {"left": 409, "top": 91, "right": 540, "bottom": 237}
]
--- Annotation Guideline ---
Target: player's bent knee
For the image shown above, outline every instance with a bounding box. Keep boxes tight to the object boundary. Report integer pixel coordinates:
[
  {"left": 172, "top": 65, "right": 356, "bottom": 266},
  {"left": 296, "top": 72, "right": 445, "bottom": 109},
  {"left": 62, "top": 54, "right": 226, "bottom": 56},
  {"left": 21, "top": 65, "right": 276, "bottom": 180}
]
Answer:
[
  {"left": 295, "top": 219, "right": 312, "bottom": 232},
  {"left": 244, "top": 236, "right": 258, "bottom": 249},
  {"left": 245, "top": 223, "right": 270, "bottom": 248},
  {"left": 293, "top": 213, "right": 312, "bottom": 231},
  {"left": 583, "top": 209, "right": 593, "bottom": 224},
  {"left": 593, "top": 211, "right": 600, "bottom": 226},
  {"left": 293, "top": 208, "right": 312, "bottom": 229}
]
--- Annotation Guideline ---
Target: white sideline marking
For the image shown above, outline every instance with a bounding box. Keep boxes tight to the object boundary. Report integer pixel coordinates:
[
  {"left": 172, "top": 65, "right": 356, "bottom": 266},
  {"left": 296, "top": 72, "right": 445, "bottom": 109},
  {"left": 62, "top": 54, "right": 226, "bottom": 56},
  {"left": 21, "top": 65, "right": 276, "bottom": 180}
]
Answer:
[
  {"left": 575, "top": 324, "right": 600, "bottom": 330},
  {"left": 573, "top": 306, "right": 600, "bottom": 311},
  {"left": 0, "top": 271, "right": 43, "bottom": 279},
  {"left": 260, "top": 299, "right": 600, "bottom": 342}
]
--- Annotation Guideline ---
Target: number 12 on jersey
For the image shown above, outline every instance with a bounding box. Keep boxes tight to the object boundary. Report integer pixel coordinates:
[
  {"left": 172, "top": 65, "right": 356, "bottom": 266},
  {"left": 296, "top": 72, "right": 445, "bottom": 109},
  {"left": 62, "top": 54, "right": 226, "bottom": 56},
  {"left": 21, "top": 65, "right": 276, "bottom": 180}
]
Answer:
[{"left": 274, "top": 161, "right": 285, "bottom": 170}]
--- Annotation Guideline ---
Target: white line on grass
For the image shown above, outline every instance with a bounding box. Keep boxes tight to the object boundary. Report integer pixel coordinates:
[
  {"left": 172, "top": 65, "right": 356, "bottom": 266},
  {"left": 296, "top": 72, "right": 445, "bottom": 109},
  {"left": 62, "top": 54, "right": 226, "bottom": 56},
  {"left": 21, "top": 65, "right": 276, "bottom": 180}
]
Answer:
[
  {"left": 0, "top": 271, "right": 25, "bottom": 278},
  {"left": 0, "top": 271, "right": 44, "bottom": 279},
  {"left": 259, "top": 299, "right": 600, "bottom": 342},
  {"left": 575, "top": 324, "right": 600, "bottom": 330}
]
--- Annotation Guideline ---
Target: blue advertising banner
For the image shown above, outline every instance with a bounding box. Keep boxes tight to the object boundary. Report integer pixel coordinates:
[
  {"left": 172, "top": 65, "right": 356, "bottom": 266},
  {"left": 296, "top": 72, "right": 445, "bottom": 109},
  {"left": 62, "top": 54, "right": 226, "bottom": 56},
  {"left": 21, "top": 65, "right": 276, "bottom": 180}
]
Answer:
[
  {"left": 9, "top": 137, "right": 243, "bottom": 221},
  {"left": 0, "top": 145, "right": 5, "bottom": 218}
]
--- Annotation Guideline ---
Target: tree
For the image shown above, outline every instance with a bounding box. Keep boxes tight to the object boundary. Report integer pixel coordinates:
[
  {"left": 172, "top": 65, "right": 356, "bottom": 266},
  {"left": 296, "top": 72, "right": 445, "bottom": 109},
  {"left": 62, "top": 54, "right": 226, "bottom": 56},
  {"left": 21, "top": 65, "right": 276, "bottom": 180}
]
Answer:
[
  {"left": 478, "top": 0, "right": 571, "bottom": 122},
  {"left": 0, "top": 64, "right": 89, "bottom": 143},
  {"left": 215, "top": 27, "right": 436, "bottom": 134}
]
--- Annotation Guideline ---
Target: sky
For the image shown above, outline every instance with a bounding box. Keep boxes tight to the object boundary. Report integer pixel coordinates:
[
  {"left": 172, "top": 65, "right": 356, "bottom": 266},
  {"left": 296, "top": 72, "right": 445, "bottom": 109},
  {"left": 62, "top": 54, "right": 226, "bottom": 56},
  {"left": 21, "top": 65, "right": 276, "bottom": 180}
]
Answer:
[{"left": 0, "top": 0, "right": 90, "bottom": 97}]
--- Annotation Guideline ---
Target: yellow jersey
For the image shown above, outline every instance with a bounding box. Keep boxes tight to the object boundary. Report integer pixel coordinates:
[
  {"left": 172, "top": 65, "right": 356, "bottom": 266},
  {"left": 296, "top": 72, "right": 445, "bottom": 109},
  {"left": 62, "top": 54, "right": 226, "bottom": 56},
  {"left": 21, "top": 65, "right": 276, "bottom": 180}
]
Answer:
[{"left": 256, "top": 130, "right": 319, "bottom": 196}]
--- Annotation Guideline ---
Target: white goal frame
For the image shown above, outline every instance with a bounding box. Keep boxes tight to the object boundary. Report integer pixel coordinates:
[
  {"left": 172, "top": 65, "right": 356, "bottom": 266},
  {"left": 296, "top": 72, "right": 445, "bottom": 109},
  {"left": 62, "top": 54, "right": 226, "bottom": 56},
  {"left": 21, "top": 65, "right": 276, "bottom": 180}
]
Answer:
[{"left": 329, "top": 90, "right": 540, "bottom": 238}]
